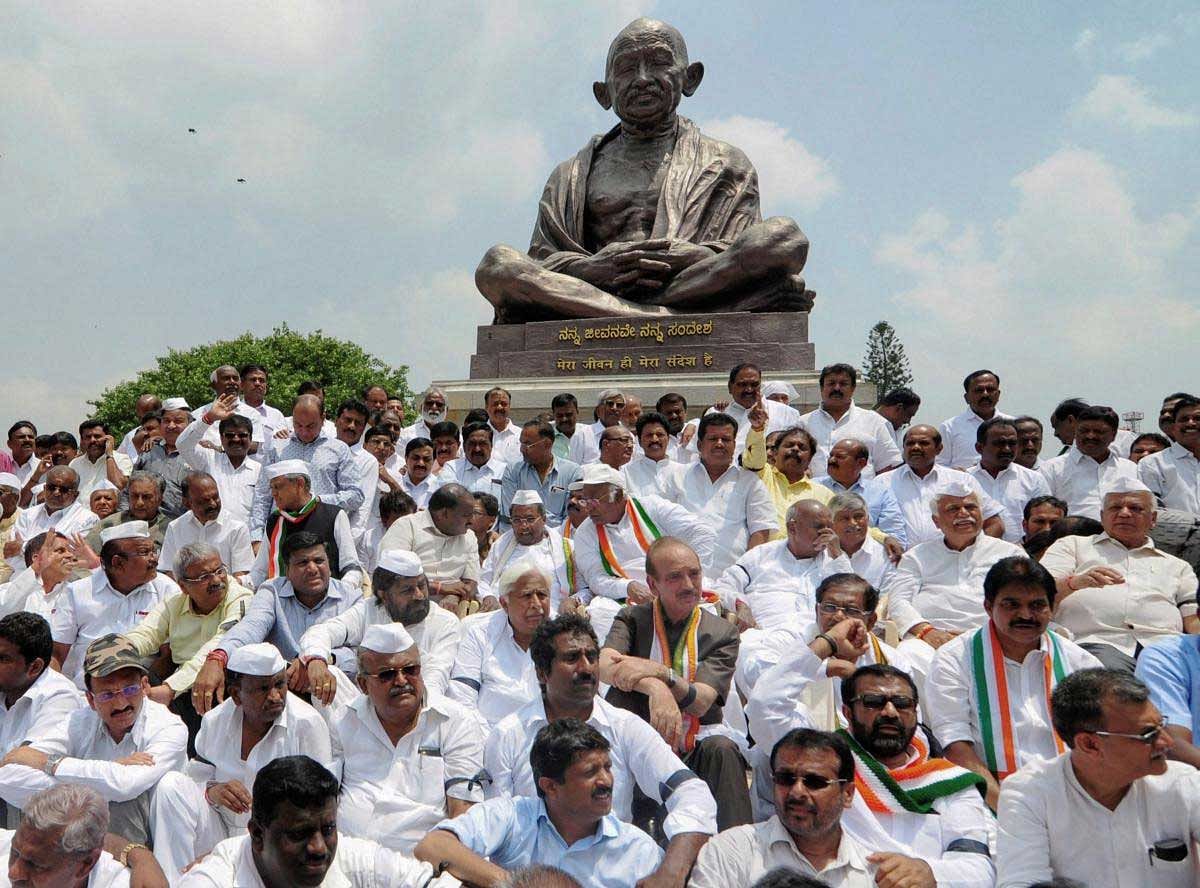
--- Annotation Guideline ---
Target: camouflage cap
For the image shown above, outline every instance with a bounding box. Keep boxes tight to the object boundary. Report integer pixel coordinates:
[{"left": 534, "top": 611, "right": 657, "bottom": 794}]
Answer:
[{"left": 83, "top": 634, "right": 148, "bottom": 678}]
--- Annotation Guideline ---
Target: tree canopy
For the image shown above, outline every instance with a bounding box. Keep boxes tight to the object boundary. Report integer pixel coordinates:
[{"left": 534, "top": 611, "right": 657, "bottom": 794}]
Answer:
[
  {"left": 862, "top": 320, "right": 914, "bottom": 397},
  {"left": 88, "top": 325, "right": 412, "bottom": 435}
]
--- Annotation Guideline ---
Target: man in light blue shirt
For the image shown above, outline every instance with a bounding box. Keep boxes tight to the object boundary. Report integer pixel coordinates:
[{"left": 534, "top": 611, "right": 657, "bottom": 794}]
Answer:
[
  {"left": 813, "top": 438, "right": 907, "bottom": 547},
  {"left": 1136, "top": 634, "right": 1200, "bottom": 768},
  {"left": 416, "top": 719, "right": 662, "bottom": 887},
  {"left": 500, "top": 420, "right": 582, "bottom": 529}
]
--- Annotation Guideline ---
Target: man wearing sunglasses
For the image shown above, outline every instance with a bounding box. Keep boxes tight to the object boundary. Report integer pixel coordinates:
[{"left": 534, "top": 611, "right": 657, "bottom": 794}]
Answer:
[
  {"left": 9, "top": 466, "right": 98, "bottom": 575},
  {"left": 476, "top": 491, "right": 579, "bottom": 614},
  {"left": 335, "top": 623, "right": 486, "bottom": 852},
  {"left": 0, "top": 633, "right": 187, "bottom": 849},
  {"left": 998, "top": 669, "right": 1200, "bottom": 888}
]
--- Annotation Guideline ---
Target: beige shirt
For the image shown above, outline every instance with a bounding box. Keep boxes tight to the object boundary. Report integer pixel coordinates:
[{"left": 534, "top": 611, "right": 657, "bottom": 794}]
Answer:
[
  {"left": 378, "top": 509, "right": 479, "bottom": 582},
  {"left": 1041, "top": 532, "right": 1199, "bottom": 653}
]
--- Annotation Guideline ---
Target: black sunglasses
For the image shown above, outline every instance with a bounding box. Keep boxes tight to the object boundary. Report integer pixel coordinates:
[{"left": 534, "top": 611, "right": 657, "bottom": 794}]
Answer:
[
  {"left": 772, "top": 771, "right": 850, "bottom": 790},
  {"left": 850, "top": 693, "right": 916, "bottom": 711},
  {"left": 364, "top": 664, "right": 421, "bottom": 682}
]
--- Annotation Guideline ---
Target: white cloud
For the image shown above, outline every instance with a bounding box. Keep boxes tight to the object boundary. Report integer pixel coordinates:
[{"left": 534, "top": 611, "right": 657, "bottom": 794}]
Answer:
[
  {"left": 1073, "top": 27, "right": 1097, "bottom": 58},
  {"left": 1117, "top": 32, "right": 1172, "bottom": 63},
  {"left": 1074, "top": 75, "right": 1197, "bottom": 131},
  {"left": 700, "top": 115, "right": 838, "bottom": 213}
]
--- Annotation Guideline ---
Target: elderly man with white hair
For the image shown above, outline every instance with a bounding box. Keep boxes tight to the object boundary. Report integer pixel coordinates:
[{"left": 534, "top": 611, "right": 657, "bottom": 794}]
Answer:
[
  {"left": 1041, "top": 477, "right": 1200, "bottom": 672},
  {"left": 829, "top": 491, "right": 895, "bottom": 590},
  {"left": 301, "top": 548, "right": 461, "bottom": 700},
  {"left": 477, "top": 490, "right": 581, "bottom": 612},
  {"left": 399, "top": 387, "right": 450, "bottom": 446},
  {"left": 334, "top": 623, "right": 487, "bottom": 851},
  {"left": 449, "top": 560, "right": 551, "bottom": 732},
  {"left": 885, "top": 480, "right": 1024, "bottom": 671},
  {"left": 150, "top": 642, "right": 334, "bottom": 881}
]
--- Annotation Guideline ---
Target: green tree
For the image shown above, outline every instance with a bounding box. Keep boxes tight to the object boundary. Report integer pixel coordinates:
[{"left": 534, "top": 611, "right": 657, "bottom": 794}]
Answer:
[
  {"left": 862, "top": 320, "right": 914, "bottom": 396},
  {"left": 88, "top": 324, "right": 412, "bottom": 436}
]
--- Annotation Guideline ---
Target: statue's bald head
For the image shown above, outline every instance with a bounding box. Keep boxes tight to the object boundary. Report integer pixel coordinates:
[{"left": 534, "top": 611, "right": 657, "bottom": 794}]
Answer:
[
  {"left": 595, "top": 18, "right": 703, "bottom": 123},
  {"left": 606, "top": 18, "right": 689, "bottom": 74}
]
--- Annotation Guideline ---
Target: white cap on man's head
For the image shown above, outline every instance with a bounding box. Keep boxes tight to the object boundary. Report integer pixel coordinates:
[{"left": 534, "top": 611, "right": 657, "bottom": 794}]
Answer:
[
  {"left": 935, "top": 478, "right": 977, "bottom": 499},
  {"left": 162, "top": 397, "right": 190, "bottom": 411},
  {"left": 1101, "top": 476, "right": 1153, "bottom": 499},
  {"left": 91, "top": 479, "right": 118, "bottom": 493},
  {"left": 377, "top": 549, "right": 423, "bottom": 577},
  {"left": 99, "top": 521, "right": 150, "bottom": 545},
  {"left": 361, "top": 623, "right": 415, "bottom": 654},
  {"left": 511, "top": 490, "right": 544, "bottom": 507},
  {"left": 579, "top": 463, "right": 625, "bottom": 490},
  {"left": 0, "top": 473, "right": 19, "bottom": 492},
  {"left": 762, "top": 380, "right": 799, "bottom": 401},
  {"left": 266, "top": 459, "right": 311, "bottom": 481},
  {"left": 227, "top": 642, "right": 286, "bottom": 676}
]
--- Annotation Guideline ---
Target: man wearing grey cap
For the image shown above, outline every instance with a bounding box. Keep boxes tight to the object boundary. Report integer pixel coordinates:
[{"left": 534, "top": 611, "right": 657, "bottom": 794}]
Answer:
[{"left": 0, "top": 633, "right": 187, "bottom": 847}]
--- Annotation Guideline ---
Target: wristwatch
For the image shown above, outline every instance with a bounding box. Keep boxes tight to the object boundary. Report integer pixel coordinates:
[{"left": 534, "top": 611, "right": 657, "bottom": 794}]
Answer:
[
  {"left": 43, "top": 754, "right": 64, "bottom": 776},
  {"left": 665, "top": 667, "right": 677, "bottom": 688}
]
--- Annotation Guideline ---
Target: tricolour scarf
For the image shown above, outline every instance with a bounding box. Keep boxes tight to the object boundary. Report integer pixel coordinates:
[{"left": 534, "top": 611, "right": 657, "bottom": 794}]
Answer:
[
  {"left": 838, "top": 729, "right": 984, "bottom": 815},
  {"left": 266, "top": 496, "right": 319, "bottom": 579}
]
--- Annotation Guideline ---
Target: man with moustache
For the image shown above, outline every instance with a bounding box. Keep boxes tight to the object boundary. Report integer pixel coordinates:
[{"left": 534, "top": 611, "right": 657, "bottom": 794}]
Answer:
[
  {"left": 70, "top": 420, "right": 132, "bottom": 498},
  {"left": 550, "top": 393, "right": 599, "bottom": 465},
  {"left": 150, "top": 643, "right": 334, "bottom": 879},
  {"left": 380, "top": 484, "right": 480, "bottom": 611},
  {"left": 439, "top": 421, "right": 509, "bottom": 494},
  {"left": 829, "top": 493, "right": 895, "bottom": 590},
  {"left": 875, "top": 388, "right": 921, "bottom": 453},
  {"left": 624, "top": 412, "right": 682, "bottom": 496},
  {"left": 740, "top": 419, "right": 836, "bottom": 539},
  {"left": 813, "top": 437, "right": 908, "bottom": 547},
  {"left": 1140, "top": 394, "right": 1200, "bottom": 513},
  {"left": 938, "top": 370, "right": 1011, "bottom": 470},
  {"left": 1022, "top": 495, "right": 1068, "bottom": 543},
  {"left": 0, "top": 531, "right": 79, "bottom": 620},
  {"left": 477, "top": 491, "right": 578, "bottom": 612},
  {"left": 6, "top": 421, "right": 40, "bottom": 487},
  {"left": 501, "top": 420, "right": 581, "bottom": 529},
  {"left": 9, "top": 466, "right": 99, "bottom": 575},
  {"left": 925, "top": 557, "right": 1101, "bottom": 811},
  {"left": 191, "top": 366, "right": 267, "bottom": 455},
  {"left": 178, "top": 402, "right": 263, "bottom": 527},
  {"left": 1039, "top": 405, "right": 1139, "bottom": 521},
  {"left": 238, "top": 363, "right": 286, "bottom": 447},
  {"left": 801, "top": 363, "right": 902, "bottom": 478},
  {"left": 399, "top": 387, "right": 450, "bottom": 446},
  {"left": 485, "top": 612, "right": 717, "bottom": 887},
  {"left": 157, "top": 473, "right": 253, "bottom": 582},
  {"left": 485, "top": 387, "right": 523, "bottom": 465},
  {"left": 87, "top": 471, "right": 172, "bottom": 552},
  {"left": 703, "top": 365, "right": 801, "bottom": 460},
  {"left": 399, "top": 437, "right": 443, "bottom": 509},
  {"left": 967, "top": 418, "right": 1052, "bottom": 544},
  {"left": 1012, "top": 415, "right": 1046, "bottom": 470},
  {"left": 135, "top": 398, "right": 195, "bottom": 520},
  {"left": 656, "top": 392, "right": 693, "bottom": 461},
  {"left": 597, "top": 424, "right": 636, "bottom": 474},
  {"left": 334, "top": 623, "right": 486, "bottom": 851}
]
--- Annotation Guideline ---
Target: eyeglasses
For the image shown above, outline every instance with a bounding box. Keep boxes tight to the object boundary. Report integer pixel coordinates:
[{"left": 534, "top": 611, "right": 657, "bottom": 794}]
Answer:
[
  {"left": 771, "top": 771, "right": 850, "bottom": 790},
  {"left": 181, "top": 566, "right": 228, "bottom": 585},
  {"left": 510, "top": 516, "right": 542, "bottom": 526},
  {"left": 1092, "top": 719, "right": 1167, "bottom": 744},
  {"left": 45, "top": 484, "right": 76, "bottom": 494},
  {"left": 850, "top": 693, "right": 917, "bottom": 711},
  {"left": 602, "top": 400, "right": 626, "bottom": 409},
  {"left": 364, "top": 664, "right": 421, "bottom": 682},
  {"left": 817, "top": 603, "right": 870, "bottom": 620},
  {"left": 92, "top": 684, "right": 142, "bottom": 704}
]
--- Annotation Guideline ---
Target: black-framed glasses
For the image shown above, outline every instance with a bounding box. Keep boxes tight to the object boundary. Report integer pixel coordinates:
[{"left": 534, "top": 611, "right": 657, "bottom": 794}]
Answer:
[
  {"left": 45, "top": 483, "right": 77, "bottom": 494},
  {"left": 364, "top": 664, "right": 421, "bottom": 682},
  {"left": 93, "top": 684, "right": 142, "bottom": 704},
  {"left": 817, "top": 603, "right": 869, "bottom": 619},
  {"left": 181, "top": 566, "right": 228, "bottom": 585},
  {"left": 850, "top": 693, "right": 917, "bottom": 711},
  {"left": 1092, "top": 719, "right": 1167, "bottom": 744},
  {"left": 772, "top": 771, "right": 850, "bottom": 790}
]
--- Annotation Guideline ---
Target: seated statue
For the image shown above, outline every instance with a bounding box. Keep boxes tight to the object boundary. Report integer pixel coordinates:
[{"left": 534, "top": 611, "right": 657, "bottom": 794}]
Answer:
[{"left": 476, "top": 18, "right": 813, "bottom": 323}]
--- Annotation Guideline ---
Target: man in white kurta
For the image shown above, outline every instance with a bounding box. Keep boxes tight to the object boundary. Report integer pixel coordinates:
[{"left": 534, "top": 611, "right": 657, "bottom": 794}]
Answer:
[
  {"left": 800, "top": 363, "right": 902, "bottom": 478},
  {"left": 157, "top": 473, "right": 254, "bottom": 580},
  {"left": 1039, "top": 408, "right": 1140, "bottom": 520},
  {"left": 476, "top": 491, "right": 578, "bottom": 611},
  {"left": 967, "top": 418, "right": 1052, "bottom": 544},
  {"left": 937, "top": 370, "right": 1011, "bottom": 470}
]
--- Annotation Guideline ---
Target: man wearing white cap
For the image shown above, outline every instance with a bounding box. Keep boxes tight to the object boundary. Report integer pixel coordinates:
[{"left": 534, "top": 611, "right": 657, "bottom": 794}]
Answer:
[
  {"left": 9, "top": 465, "right": 99, "bottom": 576},
  {"left": 449, "top": 560, "right": 550, "bottom": 732},
  {"left": 302, "top": 548, "right": 461, "bottom": 700},
  {"left": 380, "top": 483, "right": 479, "bottom": 611},
  {"left": 884, "top": 482, "right": 1025, "bottom": 671},
  {"left": 0, "top": 472, "right": 22, "bottom": 584},
  {"left": 51, "top": 521, "right": 181, "bottom": 688},
  {"left": 248, "top": 460, "right": 361, "bottom": 591},
  {"left": 478, "top": 490, "right": 579, "bottom": 612},
  {"left": 334, "top": 623, "right": 487, "bottom": 851},
  {"left": 151, "top": 642, "right": 334, "bottom": 880},
  {"left": 572, "top": 464, "right": 716, "bottom": 644},
  {"left": 762, "top": 380, "right": 799, "bottom": 407},
  {"left": 1041, "top": 477, "right": 1200, "bottom": 671},
  {"left": 89, "top": 479, "right": 121, "bottom": 520},
  {"left": 134, "top": 397, "right": 194, "bottom": 519}
]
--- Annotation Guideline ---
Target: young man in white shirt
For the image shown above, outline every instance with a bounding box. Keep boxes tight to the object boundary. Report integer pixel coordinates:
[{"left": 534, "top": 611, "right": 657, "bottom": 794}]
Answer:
[
  {"left": 177, "top": 404, "right": 262, "bottom": 527},
  {"left": 439, "top": 420, "right": 509, "bottom": 495},
  {"left": 485, "top": 386, "right": 523, "bottom": 465},
  {"left": 801, "top": 363, "right": 902, "bottom": 478},
  {"left": 1039, "top": 405, "right": 1139, "bottom": 520},
  {"left": 704, "top": 364, "right": 801, "bottom": 459},
  {"left": 1139, "top": 394, "right": 1200, "bottom": 513},
  {"left": 158, "top": 472, "right": 254, "bottom": 582},
  {"left": 624, "top": 412, "right": 682, "bottom": 497},
  {"left": 69, "top": 420, "right": 132, "bottom": 498},
  {"left": 938, "top": 370, "right": 1012, "bottom": 470},
  {"left": 551, "top": 393, "right": 599, "bottom": 466},
  {"left": 967, "top": 418, "right": 1052, "bottom": 544}
]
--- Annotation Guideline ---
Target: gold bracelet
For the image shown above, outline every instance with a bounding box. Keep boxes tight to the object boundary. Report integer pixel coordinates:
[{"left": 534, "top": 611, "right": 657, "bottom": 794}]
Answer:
[{"left": 118, "top": 842, "right": 149, "bottom": 868}]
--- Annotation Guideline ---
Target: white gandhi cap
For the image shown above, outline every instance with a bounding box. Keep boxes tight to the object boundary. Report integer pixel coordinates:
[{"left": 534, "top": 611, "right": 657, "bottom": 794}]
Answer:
[
  {"left": 360, "top": 623, "right": 416, "bottom": 654},
  {"left": 227, "top": 643, "right": 287, "bottom": 676}
]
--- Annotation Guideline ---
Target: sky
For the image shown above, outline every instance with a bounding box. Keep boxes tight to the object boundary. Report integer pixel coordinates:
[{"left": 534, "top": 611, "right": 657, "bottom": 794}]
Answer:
[{"left": 2, "top": 2, "right": 1198, "bottom": 446}]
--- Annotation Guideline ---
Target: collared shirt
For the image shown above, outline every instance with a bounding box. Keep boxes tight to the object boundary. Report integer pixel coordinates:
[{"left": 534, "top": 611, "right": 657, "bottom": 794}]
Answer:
[
  {"left": 1137, "top": 634, "right": 1200, "bottom": 741},
  {"left": 247, "top": 506, "right": 361, "bottom": 591},
  {"left": 500, "top": 458, "right": 581, "bottom": 527},
  {"left": 1038, "top": 445, "right": 1139, "bottom": 520},
  {"left": 661, "top": 462, "right": 777, "bottom": 573},
  {"left": 938, "top": 408, "right": 1014, "bottom": 469},
  {"left": 179, "top": 833, "right": 446, "bottom": 888},
  {"left": 885, "top": 464, "right": 1003, "bottom": 546},
  {"left": 217, "top": 576, "right": 361, "bottom": 663},
  {"left": 847, "top": 534, "right": 896, "bottom": 590},
  {"left": 484, "top": 694, "right": 718, "bottom": 840},
  {"left": 477, "top": 526, "right": 579, "bottom": 611},
  {"left": 701, "top": 398, "right": 801, "bottom": 458},
  {"left": 623, "top": 454, "right": 682, "bottom": 498},
  {"left": 123, "top": 580, "right": 252, "bottom": 693},
  {"left": 249, "top": 433, "right": 368, "bottom": 540},
  {"left": 191, "top": 694, "right": 334, "bottom": 834},
  {"left": 51, "top": 569, "right": 181, "bottom": 687},
  {"left": 437, "top": 455, "right": 508, "bottom": 495},
  {"left": 997, "top": 756, "right": 1200, "bottom": 888},
  {"left": 0, "top": 568, "right": 69, "bottom": 621},
  {"left": 572, "top": 495, "right": 718, "bottom": 603},
  {"left": 379, "top": 510, "right": 479, "bottom": 584},
  {"left": 68, "top": 451, "right": 134, "bottom": 498},
  {"left": 336, "top": 692, "right": 486, "bottom": 851},
  {"left": 885, "top": 534, "right": 1026, "bottom": 636},
  {"left": 159, "top": 512, "right": 254, "bottom": 577},
  {"left": 801, "top": 403, "right": 903, "bottom": 477},
  {"left": 0, "top": 666, "right": 83, "bottom": 756},
  {"left": 691, "top": 816, "right": 876, "bottom": 888},
  {"left": 398, "top": 472, "right": 441, "bottom": 510},
  {"left": 553, "top": 424, "right": 599, "bottom": 465},
  {"left": 488, "top": 422, "right": 522, "bottom": 465},
  {"left": 436, "top": 795, "right": 663, "bottom": 887},
  {"left": 1140, "top": 442, "right": 1200, "bottom": 513},
  {"left": 347, "top": 447, "right": 379, "bottom": 548},
  {"left": 813, "top": 474, "right": 908, "bottom": 546},
  {"left": 740, "top": 432, "right": 836, "bottom": 537},
  {"left": 176, "top": 419, "right": 263, "bottom": 526},
  {"left": 397, "top": 418, "right": 437, "bottom": 447},
  {"left": 714, "top": 541, "right": 851, "bottom": 630},
  {"left": 135, "top": 444, "right": 191, "bottom": 519},
  {"left": 967, "top": 462, "right": 1052, "bottom": 543},
  {"left": 447, "top": 610, "right": 539, "bottom": 730},
  {"left": 9, "top": 454, "right": 38, "bottom": 488},
  {"left": 244, "top": 399, "right": 287, "bottom": 447},
  {"left": 1040, "top": 532, "right": 1199, "bottom": 653},
  {"left": 9, "top": 502, "right": 98, "bottom": 574},
  {"left": 926, "top": 624, "right": 1101, "bottom": 767},
  {"left": 298, "top": 595, "right": 460, "bottom": 694},
  {"left": 0, "top": 830, "right": 128, "bottom": 887}
]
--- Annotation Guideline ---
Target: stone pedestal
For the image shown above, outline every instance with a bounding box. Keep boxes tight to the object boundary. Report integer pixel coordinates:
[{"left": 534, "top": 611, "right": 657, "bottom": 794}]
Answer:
[{"left": 434, "top": 310, "right": 827, "bottom": 421}]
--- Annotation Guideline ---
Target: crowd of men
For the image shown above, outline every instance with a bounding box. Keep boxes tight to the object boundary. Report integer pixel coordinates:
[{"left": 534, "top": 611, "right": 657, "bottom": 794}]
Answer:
[{"left": 0, "top": 358, "right": 1198, "bottom": 887}]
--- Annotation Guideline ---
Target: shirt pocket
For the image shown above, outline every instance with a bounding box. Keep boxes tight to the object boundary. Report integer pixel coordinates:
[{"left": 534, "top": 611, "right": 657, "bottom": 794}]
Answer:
[{"left": 417, "top": 748, "right": 446, "bottom": 805}]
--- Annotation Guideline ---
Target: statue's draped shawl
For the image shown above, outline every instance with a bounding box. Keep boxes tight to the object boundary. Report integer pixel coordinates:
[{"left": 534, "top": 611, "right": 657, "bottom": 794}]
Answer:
[{"left": 529, "top": 117, "right": 762, "bottom": 272}]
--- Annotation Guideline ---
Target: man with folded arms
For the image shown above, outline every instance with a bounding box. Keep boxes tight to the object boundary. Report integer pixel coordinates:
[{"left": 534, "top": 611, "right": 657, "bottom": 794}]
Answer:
[{"left": 380, "top": 483, "right": 480, "bottom": 613}]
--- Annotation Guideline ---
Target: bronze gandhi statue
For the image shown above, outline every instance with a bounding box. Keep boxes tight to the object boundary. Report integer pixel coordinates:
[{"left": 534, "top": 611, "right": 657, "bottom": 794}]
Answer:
[{"left": 476, "top": 18, "right": 812, "bottom": 324}]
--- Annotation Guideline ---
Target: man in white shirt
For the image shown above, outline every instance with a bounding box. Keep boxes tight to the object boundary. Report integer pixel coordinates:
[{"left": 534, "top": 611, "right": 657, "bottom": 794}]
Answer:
[
  {"left": 1040, "top": 478, "right": 1200, "bottom": 672},
  {"left": 587, "top": 389, "right": 627, "bottom": 441},
  {"left": 0, "top": 634, "right": 187, "bottom": 846},
  {"left": 937, "top": 369, "right": 1011, "bottom": 469},
  {"left": 596, "top": 424, "right": 636, "bottom": 473},
  {"left": 1140, "top": 394, "right": 1200, "bottom": 513},
  {"left": 705, "top": 364, "right": 801, "bottom": 459},
  {"left": 997, "top": 668, "right": 1200, "bottom": 888},
  {"left": 175, "top": 406, "right": 262, "bottom": 528},
  {"left": 0, "top": 472, "right": 21, "bottom": 584},
  {"left": 449, "top": 560, "right": 549, "bottom": 731},
  {"left": 150, "top": 643, "right": 334, "bottom": 880},
  {"left": 926, "top": 555, "right": 1101, "bottom": 810},
  {"left": 886, "top": 425, "right": 1004, "bottom": 546},
  {"left": 477, "top": 491, "right": 577, "bottom": 612},
  {"left": 624, "top": 412, "right": 681, "bottom": 497},
  {"left": 875, "top": 388, "right": 921, "bottom": 454},
  {"left": 0, "top": 529, "right": 77, "bottom": 620},
  {"left": 191, "top": 365, "right": 267, "bottom": 454},
  {"left": 656, "top": 392, "right": 695, "bottom": 463},
  {"left": 331, "top": 398, "right": 379, "bottom": 550},
  {"left": 1039, "top": 405, "right": 1139, "bottom": 520},
  {"left": 70, "top": 420, "right": 132, "bottom": 498},
  {"left": 551, "top": 393, "right": 599, "bottom": 465},
  {"left": 158, "top": 472, "right": 254, "bottom": 582},
  {"left": 830, "top": 492, "right": 895, "bottom": 590},
  {"left": 690, "top": 729, "right": 878, "bottom": 888},
  {"left": 399, "top": 436, "right": 443, "bottom": 509},
  {"left": 439, "top": 420, "right": 509, "bottom": 495},
  {"left": 967, "top": 417, "right": 1053, "bottom": 543},
  {"left": 334, "top": 623, "right": 486, "bottom": 851},
  {"left": 801, "top": 363, "right": 902, "bottom": 478},
  {"left": 51, "top": 521, "right": 180, "bottom": 688},
  {"left": 10, "top": 466, "right": 99, "bottom": 575},
  {"left": 179, "top": 754, "right": 452, "bottom": 887},
  {"left": 238, "top": 363, "right": 286, "bottom": 450},
  {"left": 661, "top": 412, "right": 776, "bottom": 574},
  {"left": 485, "top": 386, "right": 523, "bottom": 465},
  {"left": 1012, "top": 415, "right": 1045, "bottom": 471},
  {"left": 380, "top": 483, "right": 480, "bottom": 611},
  {"left": 6, "top": 421, "right": 40, "bottom": 487},
  {"left": 399, "top": 387, "right": 450, "bottom": 446}
]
